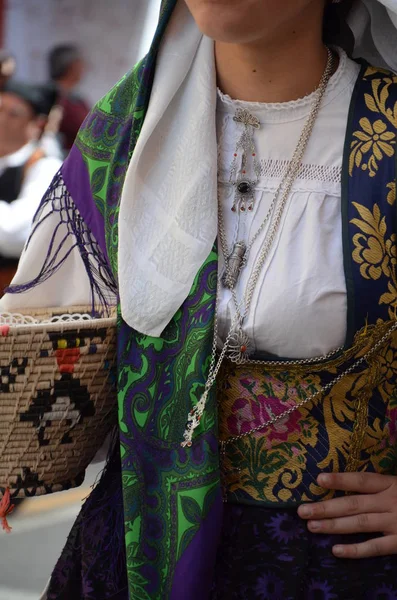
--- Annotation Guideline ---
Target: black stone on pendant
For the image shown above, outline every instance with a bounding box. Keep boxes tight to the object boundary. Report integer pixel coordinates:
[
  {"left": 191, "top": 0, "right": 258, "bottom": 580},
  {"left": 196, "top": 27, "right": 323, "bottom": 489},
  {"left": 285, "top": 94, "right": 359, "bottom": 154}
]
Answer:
[{"left": 237, "top": 181, "right": 252, "bottom": 195}]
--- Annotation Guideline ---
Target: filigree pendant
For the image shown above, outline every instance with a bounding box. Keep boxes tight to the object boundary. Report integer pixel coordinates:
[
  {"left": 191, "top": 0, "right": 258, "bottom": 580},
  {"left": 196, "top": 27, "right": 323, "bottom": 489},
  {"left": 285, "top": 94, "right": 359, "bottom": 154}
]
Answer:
[
  {"left": 233, "top": 108, "right": 260, "bottom": 130},
  {"left": 232, "top": 179, "right": 256, "bottom": 213},
  {"left": 228, "top": 327, "right": 252, "bottom": 363},
  {"left": 222, "top": 241, "right": 247, "bottom": 289},
  {"left": 228, "top": 108, "right": 261, "bottom": 213}
]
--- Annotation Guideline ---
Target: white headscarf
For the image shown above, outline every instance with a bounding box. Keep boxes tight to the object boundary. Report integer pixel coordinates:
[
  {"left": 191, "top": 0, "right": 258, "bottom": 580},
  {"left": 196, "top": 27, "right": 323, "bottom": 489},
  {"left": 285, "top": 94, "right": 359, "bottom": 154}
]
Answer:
[
  {"left": 349, "top": 0, "right": 397, "bottom": 72},
  {"left": 118, "top": 0, "right": 397, "bottom": 337}
]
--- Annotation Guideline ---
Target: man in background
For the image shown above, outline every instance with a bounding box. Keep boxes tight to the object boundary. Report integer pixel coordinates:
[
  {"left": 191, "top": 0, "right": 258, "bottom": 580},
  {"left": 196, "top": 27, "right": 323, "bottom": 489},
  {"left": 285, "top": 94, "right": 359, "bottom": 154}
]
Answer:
[
  {"left": 48, "top": 44, "right": 90, "bottom": 151},
  {"left": 0, "top": 81, "right": 62, "bottom": 292}
]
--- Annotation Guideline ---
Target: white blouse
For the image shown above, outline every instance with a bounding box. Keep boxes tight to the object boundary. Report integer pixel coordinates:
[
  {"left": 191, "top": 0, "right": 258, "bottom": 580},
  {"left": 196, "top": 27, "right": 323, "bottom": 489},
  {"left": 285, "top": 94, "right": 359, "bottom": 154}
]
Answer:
[
  {"left": 1, "top": 50, "right": 360, "bottom": 360},
  {"left": 217, "top": 50, "right": 360, "bottom": 358}
]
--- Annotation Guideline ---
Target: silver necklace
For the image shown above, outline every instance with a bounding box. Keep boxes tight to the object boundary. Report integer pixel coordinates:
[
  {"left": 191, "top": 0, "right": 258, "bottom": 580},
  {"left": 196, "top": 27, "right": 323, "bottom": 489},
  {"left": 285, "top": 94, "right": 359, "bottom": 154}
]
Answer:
[
  {"left": 229, "top": 108, "right": 261, "bottom": 214},
  {"left": 182, "top": 49, "right": 335, "bottom": 449},
  {"left": 220, "top": 50, "right": 335, "bottom": 364},
  {"left": 222, "top": 49, "right": 334, "bottom": 292}
]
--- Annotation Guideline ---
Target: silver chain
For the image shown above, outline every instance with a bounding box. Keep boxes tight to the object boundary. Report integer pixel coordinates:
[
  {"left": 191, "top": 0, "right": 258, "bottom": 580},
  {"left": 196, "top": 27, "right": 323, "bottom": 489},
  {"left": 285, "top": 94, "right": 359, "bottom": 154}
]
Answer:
[
  {"left": 181, "top": 49, "right": 336, "bottom": 448},
  {"left": 242, "top": 343, "right": 345, "bottom": 367},
  {"left": 219, "top": 48, "right": 335, "bottom": 327},
  {"left": 181, "top": 277, "right": 240, "bottom": 447},
  {"left": 221, "top": 320, "right": 397, "bottom": 451}
]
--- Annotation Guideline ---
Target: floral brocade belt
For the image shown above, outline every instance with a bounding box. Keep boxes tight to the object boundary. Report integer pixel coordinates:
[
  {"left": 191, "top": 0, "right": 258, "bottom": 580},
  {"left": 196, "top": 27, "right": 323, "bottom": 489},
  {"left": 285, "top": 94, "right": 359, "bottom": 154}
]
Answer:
[{"left": 217, "top": 320, "right": 397, "bottom": 507}]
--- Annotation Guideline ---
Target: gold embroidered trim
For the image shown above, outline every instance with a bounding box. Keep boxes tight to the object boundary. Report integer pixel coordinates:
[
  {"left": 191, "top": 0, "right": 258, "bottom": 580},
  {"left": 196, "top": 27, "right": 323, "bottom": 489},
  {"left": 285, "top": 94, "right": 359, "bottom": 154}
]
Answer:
[
  {"left": 218, "top": 321, "right": 397, "bottom": 503},
  {"left": 346, "top": 359, "right": 379, "bottom": 472}
]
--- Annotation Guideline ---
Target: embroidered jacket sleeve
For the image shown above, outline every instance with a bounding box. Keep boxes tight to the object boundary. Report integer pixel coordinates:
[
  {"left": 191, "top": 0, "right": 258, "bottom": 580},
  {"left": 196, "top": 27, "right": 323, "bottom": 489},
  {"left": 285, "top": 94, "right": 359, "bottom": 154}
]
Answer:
[{"left": 0, "top": 170, "right": 117, "bottom": 312}]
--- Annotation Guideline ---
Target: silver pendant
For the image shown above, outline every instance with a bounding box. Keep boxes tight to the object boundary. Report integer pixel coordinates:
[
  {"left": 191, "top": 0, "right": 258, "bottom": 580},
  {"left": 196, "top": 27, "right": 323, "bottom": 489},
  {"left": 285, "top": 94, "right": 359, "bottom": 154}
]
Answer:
[
  {"left": 228, "top": 327, "right": 252, "bottom": 363},
  {"left": 232, "top": 179, "right": 256, "bottom": 213},
  {"left": 229, "top": 109, "right": 261, "bottom": 213},
  {"left": 222, "top": 241, "right": 246, "bottom": 289}
]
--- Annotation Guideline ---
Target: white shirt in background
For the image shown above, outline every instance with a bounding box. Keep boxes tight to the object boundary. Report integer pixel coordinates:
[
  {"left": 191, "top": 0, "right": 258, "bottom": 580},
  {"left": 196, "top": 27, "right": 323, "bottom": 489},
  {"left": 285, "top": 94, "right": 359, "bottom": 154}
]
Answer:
[{"left": 0, "top": 143, "right": 62, "bottom": 259}]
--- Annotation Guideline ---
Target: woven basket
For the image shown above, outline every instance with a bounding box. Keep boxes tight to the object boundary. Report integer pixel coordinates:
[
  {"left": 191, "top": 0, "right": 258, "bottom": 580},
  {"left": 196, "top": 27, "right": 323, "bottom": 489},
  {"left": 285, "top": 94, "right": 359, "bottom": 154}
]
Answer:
[{"left": 0, "top": 306, "right": 117, "bottom": 498}]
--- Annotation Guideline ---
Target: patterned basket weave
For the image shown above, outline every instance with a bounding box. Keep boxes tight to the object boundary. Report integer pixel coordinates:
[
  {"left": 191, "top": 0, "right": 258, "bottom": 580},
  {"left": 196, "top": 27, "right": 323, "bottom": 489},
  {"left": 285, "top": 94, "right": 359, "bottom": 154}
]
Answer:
[{"left": 0, "top": 306, "right": 117, "bottom": 499}]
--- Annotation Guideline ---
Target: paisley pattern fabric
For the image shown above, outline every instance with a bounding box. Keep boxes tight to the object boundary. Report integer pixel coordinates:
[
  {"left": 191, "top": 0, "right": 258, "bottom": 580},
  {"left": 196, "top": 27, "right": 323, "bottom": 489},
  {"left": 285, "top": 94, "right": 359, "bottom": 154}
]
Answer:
[
  {"left": 47, "top": 247, "right": 222, "bottom": 599},
  {"left": 116, "top": 248, "right": 223, "bottom": 599},
  {"left": 75, "top": 60, "right": 146, "bottom": 277}
]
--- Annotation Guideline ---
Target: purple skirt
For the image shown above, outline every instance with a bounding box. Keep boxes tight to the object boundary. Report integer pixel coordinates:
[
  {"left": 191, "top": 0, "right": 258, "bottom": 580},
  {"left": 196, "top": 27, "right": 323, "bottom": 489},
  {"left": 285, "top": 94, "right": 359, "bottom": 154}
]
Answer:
[
  {"left": 211, "top": 503, "right": 397, "bottom": 599},
  {"left": 47, "top": 449, "right": 397, "bottom": 599}
]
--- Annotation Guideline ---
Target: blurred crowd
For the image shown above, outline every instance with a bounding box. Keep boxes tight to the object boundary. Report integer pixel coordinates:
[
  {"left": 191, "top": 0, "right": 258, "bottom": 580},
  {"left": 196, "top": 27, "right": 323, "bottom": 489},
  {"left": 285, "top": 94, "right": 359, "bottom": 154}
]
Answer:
[{"left": 0, "top": 45, "right": 91, "bottom": 294}]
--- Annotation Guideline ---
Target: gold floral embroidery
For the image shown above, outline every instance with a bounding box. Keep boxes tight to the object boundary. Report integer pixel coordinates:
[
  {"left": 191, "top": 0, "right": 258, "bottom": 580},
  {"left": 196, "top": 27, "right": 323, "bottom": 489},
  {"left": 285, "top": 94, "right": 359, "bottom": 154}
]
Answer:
[
  {"left": 350, "top": 69, "right": 397, "bottom": 177},
  {"left": 351, "top": 201, "right": 397, "bottom": 318},
  {"left": 387, "top": 182, "right": 396, "bottom": 206},
  {"left": 351, "top": 203, "right": 392, "bottom": 279},
  {"left": 377, "top": 333, "right": 397, "bottom": 401},
  {"left": 348, "top": 73, "right": 397, "bottom": 477},
  {"left": 218, "top": 364, "right": 323, "bottom": 502},
  {"left": 363, "top": 71, "right": 397, "bottom": 129},
  {"left": 364, "top": 66, "right": 393, "bottom": 78},
  {"left": 350, "top": 118, "right": 395, "bottom": 177},
  {"left": 379, "top": 346, "right": 397, "bottom": 381},
  {"left": 380, "top": 282, "right": 397, "bottom": 319},
  {"left": 218, "top": 321, "right": 397, "bottom": 504},
  {"left": 345, "top": 360, "right": 379, "bottom": 473},
  {"left": 218, "top": 333, "right": 396, "bottom": 502},
  {"left": 217, "top": 69, "right": 397, "bottom": 506}
]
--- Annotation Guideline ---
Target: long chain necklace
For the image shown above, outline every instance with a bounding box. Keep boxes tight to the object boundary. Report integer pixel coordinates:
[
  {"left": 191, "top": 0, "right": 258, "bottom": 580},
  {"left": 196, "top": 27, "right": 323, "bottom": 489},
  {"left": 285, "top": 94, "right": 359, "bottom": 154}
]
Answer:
[
  {"left": 181, "top": 49, "right": 336, "bottom": 449},
  {"left": 222, "top": 48, "right": 334, "bottom": 291},
  {"left": 220, "top": 49, "right": 335, "bottom": 363}
]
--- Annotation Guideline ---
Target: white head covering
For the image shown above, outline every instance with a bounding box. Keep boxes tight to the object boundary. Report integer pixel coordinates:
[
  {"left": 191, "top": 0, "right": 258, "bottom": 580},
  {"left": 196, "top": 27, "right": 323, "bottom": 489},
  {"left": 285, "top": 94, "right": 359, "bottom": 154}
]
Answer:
[
  {"left": 349, "top": 0, "right": 397, "bottom": 72},
  {"left": 118, "top": 0, "right": 397, "bottom": 337}
]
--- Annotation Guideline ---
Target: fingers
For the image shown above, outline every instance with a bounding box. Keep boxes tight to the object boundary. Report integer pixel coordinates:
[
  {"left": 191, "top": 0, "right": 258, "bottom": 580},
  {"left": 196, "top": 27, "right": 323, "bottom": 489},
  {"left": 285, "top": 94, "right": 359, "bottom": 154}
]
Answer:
[
  {"left": 298, "top": 493, "right": 382, "bottom": 520},
  {"left": 307, "top": 512, "right": 390, "bottom": 535},
  {"left": 317, "top": 472, "right": 395, "bottom": 494},
  {"left": 296, "top": 474, "right": 397, "bottom": 558},
  {"left": 332, "top": 535, "right": 397, "bottom": 559}
]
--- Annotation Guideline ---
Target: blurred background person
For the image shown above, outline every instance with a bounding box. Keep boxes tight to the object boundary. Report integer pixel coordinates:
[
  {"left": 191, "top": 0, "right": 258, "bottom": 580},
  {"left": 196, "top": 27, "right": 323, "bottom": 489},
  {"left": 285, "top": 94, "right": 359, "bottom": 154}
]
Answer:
[
  {"left": 0, "top": 49, "right": 16, "bottom": 91},
  {"left": 48, "top": 44, "right": 90, "bottom": 152},
  {"left": 39, "top": 95, "right": 65, "bottom": 160},
  {"left": 0, "top": 81, "right": 62, "bottom": 293}
]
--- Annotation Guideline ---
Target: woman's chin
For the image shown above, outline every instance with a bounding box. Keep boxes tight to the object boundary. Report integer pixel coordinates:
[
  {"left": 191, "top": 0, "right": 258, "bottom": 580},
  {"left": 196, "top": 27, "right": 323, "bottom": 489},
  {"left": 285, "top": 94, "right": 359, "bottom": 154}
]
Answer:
[
  {"left": 184, "top": 0, "right": 323, "bottom": 45},
  {"left": 191, "top": 10, "right": 266, "bottom": 44},
  {"left": 185, "top": 0, "right": 270, "bottom": 43}
]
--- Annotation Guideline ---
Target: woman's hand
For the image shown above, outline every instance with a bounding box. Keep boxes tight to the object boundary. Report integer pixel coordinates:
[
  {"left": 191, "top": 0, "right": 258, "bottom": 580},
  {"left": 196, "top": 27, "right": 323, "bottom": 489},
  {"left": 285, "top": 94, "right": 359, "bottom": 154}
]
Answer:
[{"left": 298, "top": 472, "right": 397, "bottom": 558}]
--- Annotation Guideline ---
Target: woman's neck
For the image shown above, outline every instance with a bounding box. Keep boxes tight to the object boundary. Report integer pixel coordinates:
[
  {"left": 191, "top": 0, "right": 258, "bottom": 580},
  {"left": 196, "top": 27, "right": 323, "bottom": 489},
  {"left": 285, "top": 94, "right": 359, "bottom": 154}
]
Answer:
[{"left": 215, "top": 11, "right": 329, "bottom": 104}]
